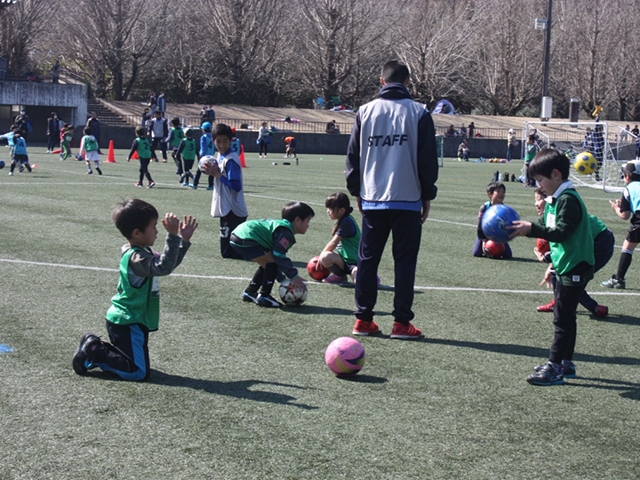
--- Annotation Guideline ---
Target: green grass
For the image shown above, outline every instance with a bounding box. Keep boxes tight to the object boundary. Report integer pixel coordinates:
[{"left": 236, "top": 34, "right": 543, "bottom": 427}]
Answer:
[{"left": 2, "top": 150, "right": 640, "bottom": 479}]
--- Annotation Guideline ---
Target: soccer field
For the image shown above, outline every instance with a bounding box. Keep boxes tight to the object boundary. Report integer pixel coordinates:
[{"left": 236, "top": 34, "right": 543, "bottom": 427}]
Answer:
[{"left": 1, "top": 150, "right": 640, "bottom": 479}]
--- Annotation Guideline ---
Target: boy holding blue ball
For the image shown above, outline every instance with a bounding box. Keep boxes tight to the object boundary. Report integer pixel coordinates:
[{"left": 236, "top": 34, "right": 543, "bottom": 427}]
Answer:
[
  {"left": 473, "top": 180, "right": 513, "bottom": 259},
  {"left": 509, "top": 149, "right": 594, "bottom": 386}
]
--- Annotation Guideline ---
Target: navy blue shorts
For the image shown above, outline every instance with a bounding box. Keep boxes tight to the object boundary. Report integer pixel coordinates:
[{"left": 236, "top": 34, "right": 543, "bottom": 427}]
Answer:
[{"left": 230, "top": 234, "right": 269, "bottom": 260}]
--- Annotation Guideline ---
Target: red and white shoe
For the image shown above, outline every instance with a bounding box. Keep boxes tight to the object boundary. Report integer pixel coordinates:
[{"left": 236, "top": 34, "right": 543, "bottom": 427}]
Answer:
[
  {"left": 536, "top": 299, "right": 555, "bottom": 312},
  {"left": 352, "top": 319, "right": 381, "bottom": 336},
  {"left": 390, "top": 322, "right": 422, "bottom": 339}
]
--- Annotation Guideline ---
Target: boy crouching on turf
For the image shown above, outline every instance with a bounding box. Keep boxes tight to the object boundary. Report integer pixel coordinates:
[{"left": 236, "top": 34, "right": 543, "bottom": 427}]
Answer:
[
  {"left": 509, "top": 149, "right": 594, "bottom": 386},
  {"left": 230, "top": 202, "right": 313, "bottom": 307},
  {"left": 73, "top": 199, "right": 197, "bottom": 381}
]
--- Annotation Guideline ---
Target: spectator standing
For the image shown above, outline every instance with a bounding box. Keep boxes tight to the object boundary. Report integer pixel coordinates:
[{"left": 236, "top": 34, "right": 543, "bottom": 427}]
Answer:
[
  {"left": 257, "top": 122, "right": 271, "bottom": 158},
  {"left": 345, "top": 60, "right": 439, "bottom": 339},
  {"left": 156, "top": 92, "right": 167, "bottom": 118},
  {"left": 50, "top": 60, "right": 61, "bottom": 84},
  {"left": 46, "top": 112, "right": 60, "bottom": 153},
  {"left": 14, "top": 109, "right": 32, "bottom": 138},
  {"left": 148, "top": 92, "right": 157, "bottom": 115},
  {"left": 207, "top": 105, "right": 216, "bottom": 123},
  {"left": 86, "top": 112, "right": 102, "bottom": 154},
  {"left": 632, "top": 125, "right": 640, "bottom": 137},
  {"left": 199, "top": 105, "right": 208, "bottom": 125},
  {"left": 506, "top": 128, "right": 517, "bottom": 162},
  {"left": 141, "top": 107, "right": 151, "bottom": 128},
  {"left": 468, "top": 122, "right": 475, "bottom": 138}
]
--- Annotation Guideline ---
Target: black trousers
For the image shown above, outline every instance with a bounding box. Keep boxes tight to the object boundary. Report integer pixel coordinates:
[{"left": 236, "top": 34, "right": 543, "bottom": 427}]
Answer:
[
  {"left": 355, "top": 209, "right": 422, "bottom": 324},
  {"left": 220, "top": 212, "right": 247, "bottom": 259},
  {"left": 151, "top": 137, "right": 167, "bottom": 160}
]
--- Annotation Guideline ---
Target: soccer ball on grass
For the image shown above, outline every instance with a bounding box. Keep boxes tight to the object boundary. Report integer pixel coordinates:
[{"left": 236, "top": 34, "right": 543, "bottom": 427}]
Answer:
[
  {"left": 324, "top": 337, "right": 365, "bottom": 376},
  {"left": 279, "top": 278, "right": 308, "bottom": 306}
]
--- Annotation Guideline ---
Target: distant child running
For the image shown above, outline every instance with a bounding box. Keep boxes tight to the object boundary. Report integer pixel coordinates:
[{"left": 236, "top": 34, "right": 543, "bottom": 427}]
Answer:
[
  {"left": 127, "top": 126, "right": 156, "bottom": 188},
  {"left": 8, "top": 130, "right": 32, "bottom": 176},
  {"left": 601, "top": 161, "right": 640, "bottom": 289},
  {"left": 201, "top": 123, "right": 248, "bottom": 259},
  {"left": 316, "top": 192, "right": 361, "bottom": 284},
  {"left": 176, "top": 128, "right": 198, "bottom": 187},
  {"left": 532, "top": 187, "right": 612, "bottom": 317},
  {"left": 191, "top": 122, "right": 215, "bottom": 190},
  {"left": 79, "top": 126, "right": 102, "bottom": 175},
  {"left": 72, "top": 198, "right": 198, "bottom": 381},
  {"left": 230, "top": 202, "right": 314, "bottom": 307},
  {"left": 510, "top": 149, "right": 595, "bottom": 386},
  {"left": 59, "top": 124, "right": 74, "bottom": 161},
  {"left": 473, "top": 181, "right": 512, "bottom": 259}
]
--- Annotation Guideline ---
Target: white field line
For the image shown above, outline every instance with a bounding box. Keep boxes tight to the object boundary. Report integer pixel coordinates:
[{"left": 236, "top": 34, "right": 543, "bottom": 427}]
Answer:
[{"left": 2, "top": 257, "right": 639, "bottom": 296}]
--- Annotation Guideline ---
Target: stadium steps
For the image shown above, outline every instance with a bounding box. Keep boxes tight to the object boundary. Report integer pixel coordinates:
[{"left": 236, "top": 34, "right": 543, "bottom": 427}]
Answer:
[{"left": 87, "top": 99, "right": 132, "bottom": 127}]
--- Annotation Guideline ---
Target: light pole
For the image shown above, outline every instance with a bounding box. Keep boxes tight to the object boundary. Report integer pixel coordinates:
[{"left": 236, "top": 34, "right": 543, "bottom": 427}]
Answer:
[{"left": 535, "top": 0, "right": 553, "bottom": 121}]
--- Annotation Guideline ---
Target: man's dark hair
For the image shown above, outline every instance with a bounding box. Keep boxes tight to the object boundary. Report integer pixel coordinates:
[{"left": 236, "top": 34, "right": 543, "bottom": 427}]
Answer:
[
  {"left": 528, "top": 148, "right": 570, "bottom": 180},
  {"left": 381, "top": 60, "right": 410, "bottom": 84},
  {"left": 213, "top": 123, "right": 233, "bottom": 140},
  {"left": 112, "top": 198, "right": 159, "bottom": 239},
  {"left": 282, "top": 202, "right": 315, "bottom": 223}
]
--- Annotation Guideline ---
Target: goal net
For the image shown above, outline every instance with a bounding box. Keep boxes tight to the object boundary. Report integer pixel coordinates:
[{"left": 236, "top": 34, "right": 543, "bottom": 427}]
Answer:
[{"left": 522, "top": 121, "right": 630, "bottom": 193}]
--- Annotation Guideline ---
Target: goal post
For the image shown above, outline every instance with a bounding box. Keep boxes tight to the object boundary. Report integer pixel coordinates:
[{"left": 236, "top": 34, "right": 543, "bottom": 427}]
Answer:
[{"left": 523, "top": 121, "right": 628, "bottom": 193}]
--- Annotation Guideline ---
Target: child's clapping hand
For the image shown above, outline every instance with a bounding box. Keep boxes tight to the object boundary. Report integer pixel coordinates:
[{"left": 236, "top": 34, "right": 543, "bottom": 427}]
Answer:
[
  {"left": 162, "top": 213, "right": 180, "bottom": 235},
  {"left": 179, "top": 215, "right": 198, "bottom": 242}
]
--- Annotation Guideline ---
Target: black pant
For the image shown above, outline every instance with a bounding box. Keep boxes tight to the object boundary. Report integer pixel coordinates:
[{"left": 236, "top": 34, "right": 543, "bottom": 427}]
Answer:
[
  {"left": 220, "top": 212, "right": 247, "bottom": 259},
  {"left": 549, "top": 264, "right": 593, "bottom": 364},
  {"left": 193, "top": 169, "right": 213, "bottom": 188},
  {"left": 355, "top": 209, "right": 422, "bottom": 324},
  {"left": 151, "top": 137, "right": 166, "bottom": 160},
  {"left": 139, "top": 158, "right": 153, "bottom": 183}
]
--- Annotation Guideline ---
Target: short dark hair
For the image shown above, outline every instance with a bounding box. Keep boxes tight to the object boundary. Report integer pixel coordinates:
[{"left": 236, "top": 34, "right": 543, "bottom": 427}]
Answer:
[
  {"left": 135, "top": 126, "right": 146, "bottom": 136},
  {"left": 381, "top": 60, "right": 410, "bottom": 84},
  {"left": 282, "top": 201, "right": 315, "bottom": 223},
  {"left": 112, "top": 198, "right": 158, "bottom": 239},
  {"left": 213, "top": 123, "right": 233, "bottom": 140},
  {"left": 170, "top": 116, "right": 181, "bottom": 127},
  {"left": 486, "top": 181, "right": 505, "bottom": 194},
  {"left": 83, "top": 126, "right": 91, "bottom": 135},
  {"left": 528, "top": 148, "right": 570, "bottom": 180}
]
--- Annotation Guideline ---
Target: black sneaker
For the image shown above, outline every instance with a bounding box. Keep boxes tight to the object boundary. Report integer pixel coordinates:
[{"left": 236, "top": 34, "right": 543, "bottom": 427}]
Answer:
[
  {"left": 72, "top": 333, "right": 101, "bottom": 375},
  {"left": 534, "top": 361, "right": 576, "bottom": 379},
  {"left": 242, "top": 290, "right": 258, "bottom": 303},
  {"left": 96, "top": 167, "right": 102, "bottom": 175},
  {"left": 527, "top": 362, "right": 564, "bottom": 386},
  {"left": 256, "top": 294, "right": 282, "bottom": 308}
]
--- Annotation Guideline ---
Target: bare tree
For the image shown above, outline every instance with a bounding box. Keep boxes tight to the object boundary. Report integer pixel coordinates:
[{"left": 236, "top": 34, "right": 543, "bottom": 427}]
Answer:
[
  {"left": 0, "top": 0, "right": 54, "bottom": 76},
  {"left": 296, "top": 0, "right": 398, "bottom": 108},
  {"left": 58, "top": 0, "right": 168, "bottom": 100}
]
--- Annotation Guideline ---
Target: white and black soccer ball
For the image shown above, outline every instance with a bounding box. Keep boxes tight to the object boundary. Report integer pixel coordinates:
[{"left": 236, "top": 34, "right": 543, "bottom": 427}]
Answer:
[
  {"left": 198, "top": 155, "right": 216, "bottom": 172},
  {"left": 279, "top": 279, "right": 308, "bottom": 306}
]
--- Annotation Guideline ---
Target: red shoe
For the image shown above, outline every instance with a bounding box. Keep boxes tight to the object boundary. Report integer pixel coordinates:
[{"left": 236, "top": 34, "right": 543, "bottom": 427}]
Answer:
[
  {"left": 352, "top": 319, "right": 381, "bottom": 336},
  {"left": 390, "top": 322, "right": 422, "bottom": 339},
  {"left": 536, "top": 299, "right": 555, "bottom": 312},
  {"left": 593, "top": 305, "right": 608, "bottom": 318}
]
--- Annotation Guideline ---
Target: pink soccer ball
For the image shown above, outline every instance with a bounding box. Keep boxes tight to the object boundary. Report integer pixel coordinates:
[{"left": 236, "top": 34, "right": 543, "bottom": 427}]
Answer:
[{"left": 324, "top": 337, "right": 365, "bottom": 376}]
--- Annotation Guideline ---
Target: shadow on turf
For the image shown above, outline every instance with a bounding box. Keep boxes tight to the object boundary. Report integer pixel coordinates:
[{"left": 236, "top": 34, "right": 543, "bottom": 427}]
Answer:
[
  {"left": 567, "top": 377, "right": 640, "bottom": 401},
  {"left": 582, "top": 312, "right": 640, "bottom": 326},
  {"left": 148, "top": 370, "right": 319, "bottom": 410},
  {"left": 421, "top": 337, "right": 640, "bottom": 367}
]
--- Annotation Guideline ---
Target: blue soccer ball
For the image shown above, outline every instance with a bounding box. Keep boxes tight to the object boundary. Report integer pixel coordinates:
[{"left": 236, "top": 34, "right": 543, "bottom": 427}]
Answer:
[
  {"left": 481, "top": 204, "right": 520, "bottom": 243},
  {"left": 0, "top": 160, "right": 5, "bottom": 169}
]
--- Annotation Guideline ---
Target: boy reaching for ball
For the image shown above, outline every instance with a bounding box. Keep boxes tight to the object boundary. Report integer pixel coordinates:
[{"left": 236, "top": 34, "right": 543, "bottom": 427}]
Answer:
[
  {"left": 72, "top": 199, "right": 198, "bottom": 381},
  {"left": 473, "top": 181, "right": 513, "bottom": 259},
  {"left": 230, "top": 202, "right": 314, "bottom": 307},
  {"left": 509, "top": 149, "right": 595, "bottom": 386}
]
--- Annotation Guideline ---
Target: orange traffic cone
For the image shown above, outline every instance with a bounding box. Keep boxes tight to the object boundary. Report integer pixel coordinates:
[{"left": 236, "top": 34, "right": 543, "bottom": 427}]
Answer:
[
  {"left": 106, "top": 140, "right": 116, "bottom": 163},
  {"left": 131, "top": 150, "right": 139, "bottom": 160},
  {"left": 239, "top": 144, "right": 246, "bottom": 168}
]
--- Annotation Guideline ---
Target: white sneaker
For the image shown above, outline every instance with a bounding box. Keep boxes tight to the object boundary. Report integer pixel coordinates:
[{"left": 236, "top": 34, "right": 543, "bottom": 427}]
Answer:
[{"left": 8, "top": 172, "right": 13, "bottom": 176}]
